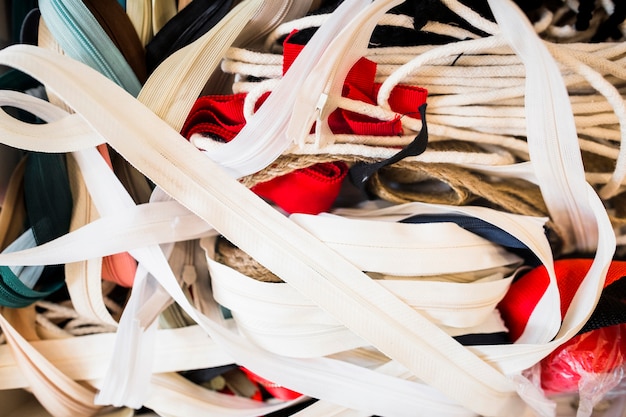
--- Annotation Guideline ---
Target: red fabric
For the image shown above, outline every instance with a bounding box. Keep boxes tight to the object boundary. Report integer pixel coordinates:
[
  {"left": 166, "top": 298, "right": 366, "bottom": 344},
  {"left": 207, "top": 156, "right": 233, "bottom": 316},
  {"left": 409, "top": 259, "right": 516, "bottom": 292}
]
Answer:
[
  {"left": 180, "top": 91, "right": 347, "bottom": 214},
  {"left": 282, "top": 38, "right": 427, "bottom": 134},
  {"left": 498, "top": 259, "right": 626, "bottom": 394},
  {"left": 180, "top": 51, "right": 427, "bottom": 140},
  {"left": 181, "top": 92, "right": 269, "bottom": 141},
  {"left": 540, "top": 323, "right": 626, "bottom": 394},
  {"left": 180, "top": 33, "right": 427, "bottom": 215},
  {"left": 498, "top": 259, "right": 626, "bottom": 341},
  {"left": 240, "top": 367, "right": 302, "bottom": 401},
  {"left": 101, "top": 252, "right": 137, "bottom": 288},
  {"left": 252, "top": 161, "right": 348, "bottom": 215}
]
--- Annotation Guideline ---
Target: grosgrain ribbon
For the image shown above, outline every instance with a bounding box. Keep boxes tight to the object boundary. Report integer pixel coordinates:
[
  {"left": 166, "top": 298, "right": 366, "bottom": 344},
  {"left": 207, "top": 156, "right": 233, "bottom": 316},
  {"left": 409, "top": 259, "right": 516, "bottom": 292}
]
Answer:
[
  {"left": 180, "top": 91, "right": 349, "bottom": 214},
  {"left": 349, "top": 103, "right": 428, "bottom": 196},
  {"left": 251, "top": 162, "right": 348, "bottom": 214},
  {"left": 180, "top": 45, "right": 427, "bottom": 213}
]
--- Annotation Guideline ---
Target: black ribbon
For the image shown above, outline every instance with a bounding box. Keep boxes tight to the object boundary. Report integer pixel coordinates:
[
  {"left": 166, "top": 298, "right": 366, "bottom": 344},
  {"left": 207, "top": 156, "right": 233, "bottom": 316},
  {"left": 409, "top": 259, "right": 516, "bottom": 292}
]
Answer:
[{"left": 348, "top": 103, "right": 428, "bottom": 198}]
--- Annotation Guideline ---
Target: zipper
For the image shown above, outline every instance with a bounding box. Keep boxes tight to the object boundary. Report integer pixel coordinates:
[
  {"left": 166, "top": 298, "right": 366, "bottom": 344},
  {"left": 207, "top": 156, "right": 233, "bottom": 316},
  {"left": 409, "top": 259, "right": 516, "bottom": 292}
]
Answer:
[
  {"left": 487, "top": 0, "right": 613, "bottom": 348},
  {"left": 151, "top": 0, "right": 177, "bottom": 35},
  {"left": 40, "top": 0, "right": 142, "bottom": 96},
  {"left": 181, "top": 239, "right": 198, "bottom": 287},
  {"left": 126, "top": 0, "right": 153, "bottom": 46},
  {"left": 209, "top": 253, "right": 515, "bottom": 332},
  {"left": 138, "top": 0, "right": 265, "bottom": 130},
  {"left": 239, "top": 0, "right": 307, "bottom": 47},
  {"left": 287, "top": 0, "right": 404, "bottom": 148},
  {"left": 333, "top": 199, "right": 561, "bottom": 344},
  {"left": 205, "top": 0, "right": 372, "bottom": 178}
]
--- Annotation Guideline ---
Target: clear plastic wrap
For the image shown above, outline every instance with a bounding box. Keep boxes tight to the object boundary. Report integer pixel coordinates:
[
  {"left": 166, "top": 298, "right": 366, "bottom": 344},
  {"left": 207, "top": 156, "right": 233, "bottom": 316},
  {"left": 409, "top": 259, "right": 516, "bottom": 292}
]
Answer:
[{"left": 540, "top": 324, "right": 626, "bottom": 417}]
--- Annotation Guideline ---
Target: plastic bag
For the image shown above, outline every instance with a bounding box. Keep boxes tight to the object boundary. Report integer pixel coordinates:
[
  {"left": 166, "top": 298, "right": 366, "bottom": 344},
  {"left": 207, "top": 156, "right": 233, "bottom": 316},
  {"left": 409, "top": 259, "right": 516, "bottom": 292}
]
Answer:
[{"left": 540, "top": 324, "right": 626, "bottom": 417}]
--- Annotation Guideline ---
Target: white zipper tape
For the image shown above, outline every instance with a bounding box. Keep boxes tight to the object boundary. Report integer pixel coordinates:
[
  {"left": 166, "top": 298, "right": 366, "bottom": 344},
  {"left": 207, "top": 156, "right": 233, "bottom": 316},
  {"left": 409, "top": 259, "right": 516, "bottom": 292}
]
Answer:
[
  {"left": 487, "top": 0, "right": 614, "bottom": 347},
  {"left": 291, "top": 212, "right": 523, "bottom": 276},
  {"left": 287, "top": 0, "right": 404, "bottom": 148},
  {"left": 0, "top": 42, "right": 524, "bottom": 416},
  {"left": 204, "top": 0, "right": 371, "bottom": 178},
  {"left": 208, "top": 253, "right": 515, "bottom": 358},
  {"left": 0, "top": 325, "right": 233, "bottom": 390}
]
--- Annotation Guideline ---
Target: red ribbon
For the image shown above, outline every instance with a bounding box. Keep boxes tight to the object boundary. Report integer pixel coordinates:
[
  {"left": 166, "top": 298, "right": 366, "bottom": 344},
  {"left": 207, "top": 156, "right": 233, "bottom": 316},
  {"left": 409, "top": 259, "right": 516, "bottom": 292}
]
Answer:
[
  {"left": 498, "top": 259, "right": 626, "bottom": 341},
  {"left": 498, "top": 258, "right": 626, "bottom": 394},
  {"left": 180, "top": 32, "right": 427, "bottom": 214}
]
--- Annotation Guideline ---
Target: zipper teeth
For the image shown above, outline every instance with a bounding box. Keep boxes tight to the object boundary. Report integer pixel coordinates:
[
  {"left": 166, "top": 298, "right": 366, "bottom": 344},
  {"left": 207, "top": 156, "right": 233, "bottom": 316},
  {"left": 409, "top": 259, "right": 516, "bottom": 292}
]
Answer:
[
  {"left": 254, "top": 1, "right": 294, "bottom": 40},
  {"left": 53, "top": 0, "right": 121, "bottom": 84},
  {"left": 217, "top": 271, "right": 504, "bottom": 311},
  {"left": 49, "top": 0, "right": 138, "bottom": 93},
  {"left": 148, "top": 0, "right": 260, "bottom": 120},
  {"left": 185, "top": 239, "right": 194, "bottom": 266},
  {"left": 541, "top": 86, "right": 590, "bottom": 250}
]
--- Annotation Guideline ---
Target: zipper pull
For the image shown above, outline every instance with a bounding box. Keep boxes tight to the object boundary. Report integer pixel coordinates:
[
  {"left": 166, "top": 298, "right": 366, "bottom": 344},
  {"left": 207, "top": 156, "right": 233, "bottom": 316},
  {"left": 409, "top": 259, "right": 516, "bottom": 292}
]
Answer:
[
  {"left": 206, "top": 0, "right": 371, "bottom": 178},
  {"left": 288, "top": 0, "right": 404, "bottom": 149},
  {"left": 313, "top": 92, "right": 330, "bottom": 148}
]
